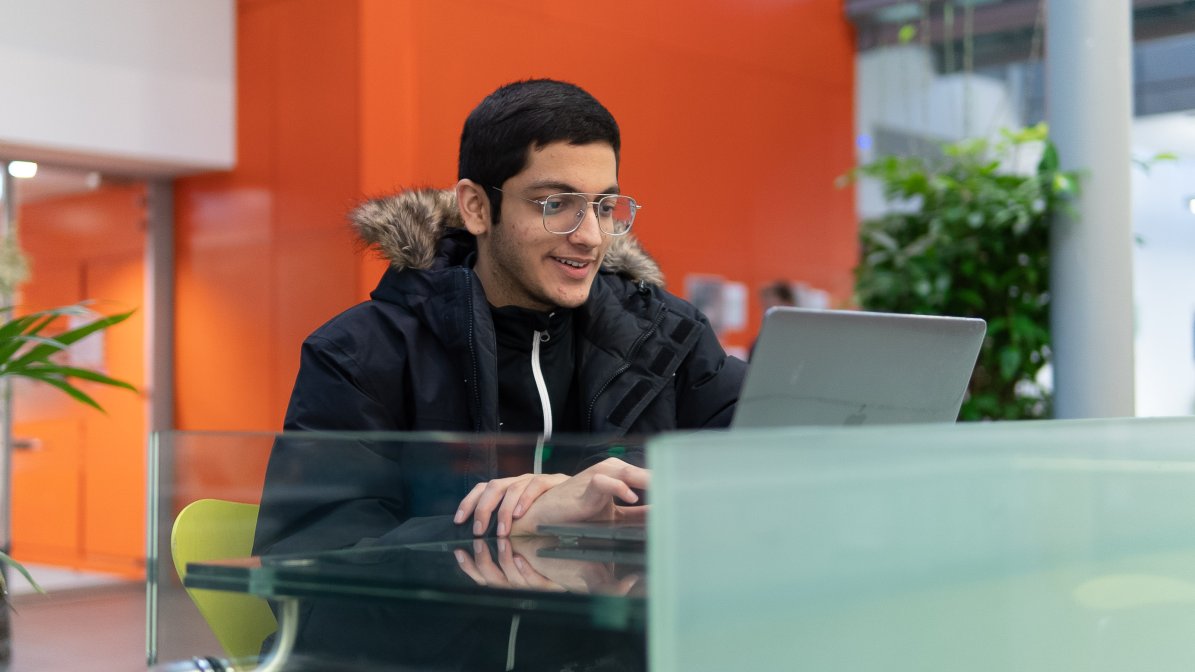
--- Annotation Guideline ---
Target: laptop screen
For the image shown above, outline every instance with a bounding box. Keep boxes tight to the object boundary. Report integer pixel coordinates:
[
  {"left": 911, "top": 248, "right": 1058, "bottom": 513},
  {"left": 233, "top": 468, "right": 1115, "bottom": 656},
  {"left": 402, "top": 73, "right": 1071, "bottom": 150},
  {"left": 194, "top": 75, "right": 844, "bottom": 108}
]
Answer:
[{"left": 732, "top": 307, "right": 986, "bottom": 428}]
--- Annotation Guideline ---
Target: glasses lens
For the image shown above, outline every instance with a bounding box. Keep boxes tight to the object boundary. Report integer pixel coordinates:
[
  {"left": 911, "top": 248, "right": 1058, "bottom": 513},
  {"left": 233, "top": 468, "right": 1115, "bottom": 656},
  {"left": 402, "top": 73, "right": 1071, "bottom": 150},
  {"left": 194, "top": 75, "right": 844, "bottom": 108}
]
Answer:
[
  {"left": 542, "top": 194, "right": 587, "bottom": 233},
  {"left": 600, "top": 196, "right": 636, "bottom": 235}
]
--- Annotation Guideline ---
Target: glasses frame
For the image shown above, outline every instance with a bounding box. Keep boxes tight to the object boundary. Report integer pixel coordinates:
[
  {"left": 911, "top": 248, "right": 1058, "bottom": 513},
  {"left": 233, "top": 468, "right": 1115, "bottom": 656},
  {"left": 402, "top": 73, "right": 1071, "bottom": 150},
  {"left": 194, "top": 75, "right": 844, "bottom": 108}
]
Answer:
[{"left": 489, "top": 187, "right": 641, "bottom": 237}]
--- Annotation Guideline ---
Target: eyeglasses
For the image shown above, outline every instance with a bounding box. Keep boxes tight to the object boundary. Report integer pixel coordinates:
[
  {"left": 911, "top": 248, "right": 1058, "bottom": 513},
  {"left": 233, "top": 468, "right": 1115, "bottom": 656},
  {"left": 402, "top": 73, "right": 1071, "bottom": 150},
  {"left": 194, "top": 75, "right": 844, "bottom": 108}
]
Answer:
[{"left": 490, "top": 187, "right": 641, "bottom": 236}]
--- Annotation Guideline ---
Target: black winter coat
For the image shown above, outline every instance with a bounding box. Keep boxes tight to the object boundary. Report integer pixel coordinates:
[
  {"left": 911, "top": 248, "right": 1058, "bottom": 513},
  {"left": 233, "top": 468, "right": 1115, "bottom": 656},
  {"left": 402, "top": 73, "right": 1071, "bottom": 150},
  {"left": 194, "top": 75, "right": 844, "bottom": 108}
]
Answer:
[{"left": 254, "top": 189, "right": 746, "bottom": 557}]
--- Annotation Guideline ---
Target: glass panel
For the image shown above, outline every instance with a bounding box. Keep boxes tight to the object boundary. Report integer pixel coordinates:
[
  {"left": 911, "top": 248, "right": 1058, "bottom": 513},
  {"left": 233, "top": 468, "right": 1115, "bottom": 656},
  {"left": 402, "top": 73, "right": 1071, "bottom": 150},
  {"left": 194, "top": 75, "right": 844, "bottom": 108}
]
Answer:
[
  {"left": 153, "top": 418, "right": 1195, "bottom": 671},
  {"left": 2, "top": 160, "right": 151, "bottom": 671},
  {"left": 7, "top": 161, "right": 149, "bottom": 577},
  {"left": 648, "top": 416, "right": 1195, "bottom": 672},
  {"left": 148, "top": 430, "right": 647, "bottom": 670},
  {"left": 148, "top": 431, "right": 277, "bottom": 665}
]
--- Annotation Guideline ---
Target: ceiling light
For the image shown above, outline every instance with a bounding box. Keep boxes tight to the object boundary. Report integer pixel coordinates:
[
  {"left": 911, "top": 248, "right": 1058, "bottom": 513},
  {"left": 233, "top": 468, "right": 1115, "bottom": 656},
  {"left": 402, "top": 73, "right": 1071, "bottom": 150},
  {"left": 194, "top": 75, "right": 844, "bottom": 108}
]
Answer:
[
  {"left": 1188, "top": 197, "right": 1195, "bottom": 216},
  {"left": 7, "top": 161, "right": 37, "bottom": 179}
]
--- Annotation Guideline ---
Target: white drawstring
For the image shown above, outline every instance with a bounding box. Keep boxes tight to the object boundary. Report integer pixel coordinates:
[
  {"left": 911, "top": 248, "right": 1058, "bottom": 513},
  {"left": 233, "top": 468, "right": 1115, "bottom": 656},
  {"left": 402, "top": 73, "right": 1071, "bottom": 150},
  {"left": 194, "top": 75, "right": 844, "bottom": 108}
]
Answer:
[
  {"left": 530, "top": 330, "right": 552, "bottom": 472},
  {"left": 507, "top": 329, "right": 554, "bottom": 670}
]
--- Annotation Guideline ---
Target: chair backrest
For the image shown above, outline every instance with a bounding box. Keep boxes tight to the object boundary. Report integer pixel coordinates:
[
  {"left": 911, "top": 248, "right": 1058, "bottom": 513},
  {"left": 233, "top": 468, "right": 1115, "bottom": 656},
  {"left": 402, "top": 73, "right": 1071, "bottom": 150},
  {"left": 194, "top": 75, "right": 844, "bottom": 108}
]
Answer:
[{"left": 171, "top": 498, "right": 278, "bottom": 661}]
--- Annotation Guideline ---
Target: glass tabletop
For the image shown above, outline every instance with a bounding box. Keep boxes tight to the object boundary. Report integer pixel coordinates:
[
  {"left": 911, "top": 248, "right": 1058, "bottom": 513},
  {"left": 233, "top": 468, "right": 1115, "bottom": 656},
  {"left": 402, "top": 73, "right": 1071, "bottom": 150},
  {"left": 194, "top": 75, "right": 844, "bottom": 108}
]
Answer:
[{"left": 183, "top": 536, "right": 647, "bottom": 632}]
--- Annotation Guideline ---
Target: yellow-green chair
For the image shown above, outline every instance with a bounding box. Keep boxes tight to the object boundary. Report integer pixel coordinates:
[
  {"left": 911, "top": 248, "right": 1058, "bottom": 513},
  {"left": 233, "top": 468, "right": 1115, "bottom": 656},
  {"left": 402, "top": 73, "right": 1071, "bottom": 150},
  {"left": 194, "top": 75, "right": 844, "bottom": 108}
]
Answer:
[{"left": 171, "top": 498, "right": 279, "bottom": 661}]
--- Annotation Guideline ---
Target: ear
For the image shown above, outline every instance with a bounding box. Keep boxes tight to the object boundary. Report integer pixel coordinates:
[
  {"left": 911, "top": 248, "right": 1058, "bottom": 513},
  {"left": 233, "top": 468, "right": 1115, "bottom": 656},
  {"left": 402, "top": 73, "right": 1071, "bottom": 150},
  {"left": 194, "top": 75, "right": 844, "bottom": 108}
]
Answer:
[{"left": 455, "top": 179, "right": 491, "bottom": 237}]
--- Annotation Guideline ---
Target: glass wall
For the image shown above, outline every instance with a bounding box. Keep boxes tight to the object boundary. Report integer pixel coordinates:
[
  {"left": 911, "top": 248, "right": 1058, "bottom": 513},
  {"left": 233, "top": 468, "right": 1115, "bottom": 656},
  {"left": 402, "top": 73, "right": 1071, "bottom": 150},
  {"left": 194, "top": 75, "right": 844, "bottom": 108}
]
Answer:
[
  {"left": 4, "top": 161, "right": 149, "bottom": 578},
  {"left": 849, "top": 2, "right": 1195, "bottom": 417}
]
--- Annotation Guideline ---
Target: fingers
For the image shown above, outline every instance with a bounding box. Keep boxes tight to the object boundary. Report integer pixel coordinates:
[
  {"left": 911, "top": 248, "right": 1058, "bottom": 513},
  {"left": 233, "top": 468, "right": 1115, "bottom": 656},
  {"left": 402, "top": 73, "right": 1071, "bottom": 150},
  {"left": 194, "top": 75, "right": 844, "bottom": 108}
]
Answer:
[
  {"left": 464, "top": 466, "right": 651, "bottom": 536},
  {"left": 459, "top": 474, "right": 570, "bottom": 537},
  {"left": 458, "top": 477, "right": 521, "bottom": 536},
  {"left": 615, "top": 503, "right": 649, "bottom": 523},
  {"left": 492, "top": 538, "right": 530, "bottom": 589},
  {"left": 454, "top": 548, "right": 486, "bottom": 585},
  {"left": 454, "top": 481, "right": 488, "bottom": 526},
  {"left": 468, "top": 539, "right": 511, "bottom": 587},
  {"left": 592, "top": 458, "right": 652, "bottom": 491},
  {"left": 512, "top": 554, "right": 566, "bottom": 592},
  {"left": 587, "top": 473, "right": 640, "bottom": 506},
  {"left": 495, "top": 480, "right": 531, "bottom": 537},
  {"left": 456, "top": 539, "right": 565, "bottom": 592},
  {"left": 502, "top": 538, "right": 566, "bottom": 592},
  {"left": 510, "top": 473, "right": 568, "bottom": 520},
  {"left": 615, "top": 573, "right": 642, "bottom": 597}
]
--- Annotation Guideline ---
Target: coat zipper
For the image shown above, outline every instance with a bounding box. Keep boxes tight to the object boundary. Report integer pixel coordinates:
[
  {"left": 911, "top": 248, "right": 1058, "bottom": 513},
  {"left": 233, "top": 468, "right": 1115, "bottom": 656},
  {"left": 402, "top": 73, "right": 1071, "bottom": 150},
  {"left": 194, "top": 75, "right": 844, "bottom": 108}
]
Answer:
[{"left": 530, "top": 329, "right": 551, "bottom": 473}]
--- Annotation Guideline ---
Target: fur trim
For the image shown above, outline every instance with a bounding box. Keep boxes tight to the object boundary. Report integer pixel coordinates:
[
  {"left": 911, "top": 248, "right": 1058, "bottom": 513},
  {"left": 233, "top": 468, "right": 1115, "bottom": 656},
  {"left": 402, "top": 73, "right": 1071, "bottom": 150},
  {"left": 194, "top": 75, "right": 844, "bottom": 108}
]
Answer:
[
  {"left": 603, "top": 230, "right": 665, "bottom": 287},
  {"left": 350, "top": 189, "right": 664, "bottom": 286}
]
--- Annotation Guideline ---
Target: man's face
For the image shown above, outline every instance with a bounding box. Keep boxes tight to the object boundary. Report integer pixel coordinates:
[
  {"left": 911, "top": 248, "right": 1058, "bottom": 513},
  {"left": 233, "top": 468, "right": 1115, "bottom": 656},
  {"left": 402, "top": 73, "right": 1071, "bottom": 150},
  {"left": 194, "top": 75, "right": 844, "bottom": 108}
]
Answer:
[{"left": 472, "top": 141, "right": 619, "bottom": 311}]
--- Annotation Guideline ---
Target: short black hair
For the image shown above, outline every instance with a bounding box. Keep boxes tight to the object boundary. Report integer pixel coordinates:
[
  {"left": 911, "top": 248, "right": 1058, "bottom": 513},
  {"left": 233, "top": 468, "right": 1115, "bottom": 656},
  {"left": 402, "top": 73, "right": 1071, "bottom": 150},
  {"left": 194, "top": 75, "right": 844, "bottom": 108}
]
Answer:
[
  {"left": 458, "top": 79, "right": 621, "bottom": 222},
  {"left": 762, "top": 281, "right": 797, "bottom": 305}
]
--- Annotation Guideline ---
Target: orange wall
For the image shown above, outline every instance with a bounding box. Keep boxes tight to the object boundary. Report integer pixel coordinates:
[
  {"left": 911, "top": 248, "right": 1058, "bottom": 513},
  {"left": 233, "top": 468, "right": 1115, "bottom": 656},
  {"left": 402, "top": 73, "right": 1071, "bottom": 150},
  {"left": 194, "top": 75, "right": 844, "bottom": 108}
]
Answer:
[
  {"left": 175, "top": 0, "right": 361, "bottom": 432},
  {"left": 175, "top": 0, "right": 857, "bottom": 433}
]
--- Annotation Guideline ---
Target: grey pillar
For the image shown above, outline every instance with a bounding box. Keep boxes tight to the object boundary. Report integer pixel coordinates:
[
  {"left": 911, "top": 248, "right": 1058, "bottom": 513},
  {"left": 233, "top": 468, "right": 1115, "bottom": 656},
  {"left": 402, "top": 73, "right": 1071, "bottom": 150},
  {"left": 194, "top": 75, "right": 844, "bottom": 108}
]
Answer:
[
  {"left": 146, "top": 179, "right": 175, "bottom": 435},
  {"left": 144, "top": 179, "right": 174, "bottom": 667},
  {"left": 1046, "top": 0, "right": 1136, "bottom": 418},
  {"left": 0, "top": 163, "right": 13, "bottom": 558},
  {"left": 0, "top": 163, "right": 13, "bottom": 667}
]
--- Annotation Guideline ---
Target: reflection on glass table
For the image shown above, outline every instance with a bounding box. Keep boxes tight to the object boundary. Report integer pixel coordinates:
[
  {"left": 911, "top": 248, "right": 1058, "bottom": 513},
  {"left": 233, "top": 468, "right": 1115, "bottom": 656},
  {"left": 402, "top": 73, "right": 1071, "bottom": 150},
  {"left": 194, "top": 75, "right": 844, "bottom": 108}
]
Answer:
[{"left": 183, "top": 537, "right": 647, "bottom": 671}]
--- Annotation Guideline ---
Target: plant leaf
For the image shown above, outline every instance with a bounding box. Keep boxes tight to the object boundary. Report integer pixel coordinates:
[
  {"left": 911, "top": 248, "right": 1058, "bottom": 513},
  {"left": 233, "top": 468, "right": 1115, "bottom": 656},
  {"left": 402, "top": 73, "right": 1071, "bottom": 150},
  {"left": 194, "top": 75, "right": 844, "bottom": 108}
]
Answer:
[
  {"left": 0, "top": 550, "right": 45, "bottom": 594},
  {"left": 18, "top": 364, "right": 138, "bottom": 392},
  {"left": 26, "top": 375, "right": 105, "bottom": 412},
  {"left": 0, "top": 313, "right": 59, "bottom": 362},
  {"left": 7, "top": 309, "right": 135, "bottom": 370}
]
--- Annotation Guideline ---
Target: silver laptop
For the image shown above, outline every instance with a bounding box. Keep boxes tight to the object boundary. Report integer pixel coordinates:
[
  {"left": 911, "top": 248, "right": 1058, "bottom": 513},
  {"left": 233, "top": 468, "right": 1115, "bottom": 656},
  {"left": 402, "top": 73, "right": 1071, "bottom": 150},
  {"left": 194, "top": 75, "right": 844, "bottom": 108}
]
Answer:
[{"left": 731, "top": 307, "right": 986, "bottom": 428}]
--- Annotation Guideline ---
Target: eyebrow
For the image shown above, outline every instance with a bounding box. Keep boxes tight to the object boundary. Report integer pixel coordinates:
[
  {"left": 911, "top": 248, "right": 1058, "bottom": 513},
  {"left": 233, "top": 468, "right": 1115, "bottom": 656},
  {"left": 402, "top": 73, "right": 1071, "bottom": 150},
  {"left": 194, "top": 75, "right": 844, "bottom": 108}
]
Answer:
[{"left": 524, "top": 179, "right": 621, "bottom": 195}]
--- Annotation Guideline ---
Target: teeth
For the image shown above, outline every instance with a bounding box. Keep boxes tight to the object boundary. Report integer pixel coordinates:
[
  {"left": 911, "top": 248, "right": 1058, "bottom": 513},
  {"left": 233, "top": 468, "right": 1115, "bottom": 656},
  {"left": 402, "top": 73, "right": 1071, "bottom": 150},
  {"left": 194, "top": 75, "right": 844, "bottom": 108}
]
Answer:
[{"left": 556, "top": 258, "right": 586, "bottom": 268}]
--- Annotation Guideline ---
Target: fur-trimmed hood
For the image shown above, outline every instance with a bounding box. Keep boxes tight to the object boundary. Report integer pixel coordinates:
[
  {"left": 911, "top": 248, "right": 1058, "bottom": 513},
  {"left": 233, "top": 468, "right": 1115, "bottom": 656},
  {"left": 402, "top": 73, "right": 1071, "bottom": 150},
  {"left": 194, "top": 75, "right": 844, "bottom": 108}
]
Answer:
[{"left": 350, "top": 188, "right": 665, "bottom": 287}]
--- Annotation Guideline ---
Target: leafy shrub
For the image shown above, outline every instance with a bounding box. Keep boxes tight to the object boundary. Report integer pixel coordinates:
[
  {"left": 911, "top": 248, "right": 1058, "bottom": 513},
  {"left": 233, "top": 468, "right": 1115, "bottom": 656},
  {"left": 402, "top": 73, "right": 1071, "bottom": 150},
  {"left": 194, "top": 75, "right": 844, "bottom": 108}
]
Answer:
[{"left": 850, "top": 124, "right": 1080, "bottom": 420}]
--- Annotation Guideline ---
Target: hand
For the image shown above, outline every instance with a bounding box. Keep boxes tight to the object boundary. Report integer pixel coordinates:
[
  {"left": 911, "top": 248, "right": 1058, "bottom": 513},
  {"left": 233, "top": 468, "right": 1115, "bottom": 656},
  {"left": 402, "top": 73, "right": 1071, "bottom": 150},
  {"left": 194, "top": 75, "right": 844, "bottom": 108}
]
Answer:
[
  {"left": 509, "top": 458, "right": 649, "bottom": 536},
  {"left": 453, "top": 537, "right": 641, "bottom": 596},
  {"left": 454, "top": 473, "right": 569, "bottom": 537}
]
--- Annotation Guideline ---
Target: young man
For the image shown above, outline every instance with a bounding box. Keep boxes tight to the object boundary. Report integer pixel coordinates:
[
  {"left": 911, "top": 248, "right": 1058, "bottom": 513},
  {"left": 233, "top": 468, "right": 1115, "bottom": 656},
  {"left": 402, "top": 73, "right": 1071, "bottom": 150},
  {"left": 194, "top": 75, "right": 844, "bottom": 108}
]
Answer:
[
  {"left": 255, "top": 79, "right": 745, "bottom": 556},
  {"left": 249, "top": 78, "right": 744, "bottom": 671}
]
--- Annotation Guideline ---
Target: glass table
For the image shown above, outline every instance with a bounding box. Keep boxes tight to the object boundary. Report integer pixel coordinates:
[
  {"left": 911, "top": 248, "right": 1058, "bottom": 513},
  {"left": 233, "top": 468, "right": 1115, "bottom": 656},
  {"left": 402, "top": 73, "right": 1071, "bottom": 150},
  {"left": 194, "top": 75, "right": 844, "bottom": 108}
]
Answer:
[
  {"left": 152, "top": 418, "right": 1195, "bottom": 671},
  {"left": 183, "top": 537, "right": 646, "bottom": 671}
]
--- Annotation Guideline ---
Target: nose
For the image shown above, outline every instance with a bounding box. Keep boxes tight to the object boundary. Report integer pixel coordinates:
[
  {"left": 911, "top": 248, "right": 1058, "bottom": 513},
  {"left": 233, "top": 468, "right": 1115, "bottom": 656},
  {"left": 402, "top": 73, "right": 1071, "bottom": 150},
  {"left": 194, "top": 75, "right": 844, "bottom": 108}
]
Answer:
[{"left": 567, "top": 202, "right": 604, "bottom": 248}]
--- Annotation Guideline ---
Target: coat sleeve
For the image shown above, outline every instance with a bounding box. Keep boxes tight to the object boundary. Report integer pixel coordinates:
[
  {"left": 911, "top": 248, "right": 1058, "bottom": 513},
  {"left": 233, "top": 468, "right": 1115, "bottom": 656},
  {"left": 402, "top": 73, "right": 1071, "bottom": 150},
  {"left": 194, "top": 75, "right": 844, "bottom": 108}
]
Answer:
[
  {"left": 672, "top": 307, "right": 748, "bottom": 429},
  {"left": 253, "top": 333, "right": 476, "bottom": 556}
]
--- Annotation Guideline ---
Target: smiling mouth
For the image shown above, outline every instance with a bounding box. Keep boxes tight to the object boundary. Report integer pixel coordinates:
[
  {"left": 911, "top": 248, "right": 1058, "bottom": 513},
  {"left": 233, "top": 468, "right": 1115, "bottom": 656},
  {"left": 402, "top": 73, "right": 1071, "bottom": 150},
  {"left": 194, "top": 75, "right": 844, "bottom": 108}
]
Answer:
[{"left": 553, "top": 257, "right": 590, "bottom": 269}]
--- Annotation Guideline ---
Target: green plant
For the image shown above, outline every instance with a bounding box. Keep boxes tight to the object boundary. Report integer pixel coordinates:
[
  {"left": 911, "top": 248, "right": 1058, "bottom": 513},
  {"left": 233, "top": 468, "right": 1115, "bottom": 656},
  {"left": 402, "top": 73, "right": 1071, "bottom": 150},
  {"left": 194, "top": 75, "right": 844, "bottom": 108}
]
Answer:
[
  {"left": 848, "top": 123, "right": 1080, "bottom": 420},
  {"left": 0, "top": 303, "right": 136, "bottom": 594}
]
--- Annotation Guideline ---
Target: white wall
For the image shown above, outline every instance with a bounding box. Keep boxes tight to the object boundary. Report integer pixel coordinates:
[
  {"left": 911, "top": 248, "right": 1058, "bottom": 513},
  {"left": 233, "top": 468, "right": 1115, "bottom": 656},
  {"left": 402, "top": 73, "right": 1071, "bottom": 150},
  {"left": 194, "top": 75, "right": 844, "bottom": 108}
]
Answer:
[
  {"left": 1130, "top": 117, "right": 1195, "bottom": 416},
  {"left": 855, "top": 46, "right": 1024, "bottom": 218},
  {"left": 0, "top": 0, "right": 234, "bottom": 175}
]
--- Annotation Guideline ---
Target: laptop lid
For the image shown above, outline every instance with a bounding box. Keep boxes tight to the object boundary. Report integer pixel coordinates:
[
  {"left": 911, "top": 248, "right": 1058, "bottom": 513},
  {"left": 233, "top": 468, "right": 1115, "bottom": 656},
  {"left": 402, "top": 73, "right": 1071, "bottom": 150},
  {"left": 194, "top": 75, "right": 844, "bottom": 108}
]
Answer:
[{"left": 731, "top": 307, "right": 986, "bottom": 428}]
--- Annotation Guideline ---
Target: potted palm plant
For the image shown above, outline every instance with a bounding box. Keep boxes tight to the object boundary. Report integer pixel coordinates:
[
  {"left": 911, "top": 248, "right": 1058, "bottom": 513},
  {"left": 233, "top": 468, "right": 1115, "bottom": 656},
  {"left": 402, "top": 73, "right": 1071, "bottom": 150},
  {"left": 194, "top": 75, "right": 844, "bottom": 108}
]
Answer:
[
  {"left": 0, "top": 303, "right": 136, "bottom": 594},
  {"left": 0, "top": 225, "right": 136, "bottom": 672},
  {"left": 0, "top": 223, "right": 136, "bottom": 667}
]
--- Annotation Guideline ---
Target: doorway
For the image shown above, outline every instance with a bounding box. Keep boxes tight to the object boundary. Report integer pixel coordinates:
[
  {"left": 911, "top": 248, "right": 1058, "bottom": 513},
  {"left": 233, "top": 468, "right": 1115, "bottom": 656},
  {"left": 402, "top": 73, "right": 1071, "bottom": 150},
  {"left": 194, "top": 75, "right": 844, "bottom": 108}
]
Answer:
[{"left": 6, "top": 164, "right": 149, "bottom": 578}]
